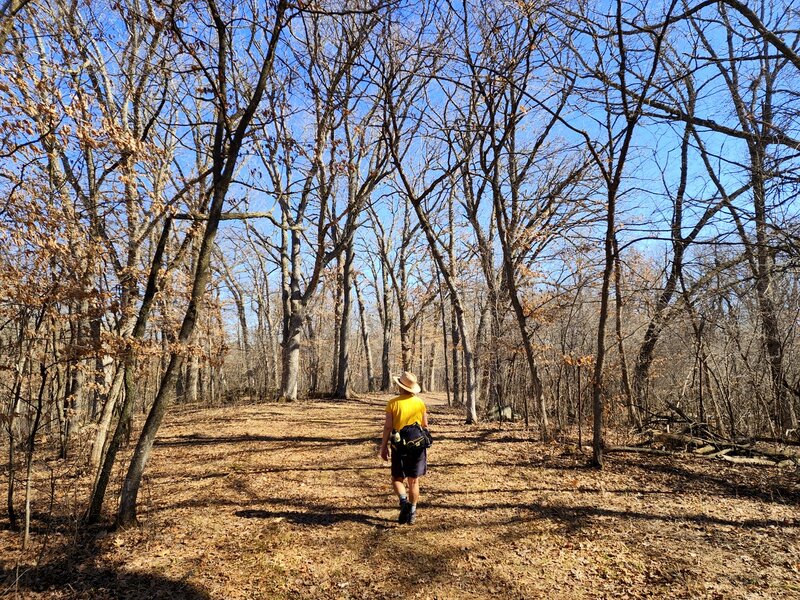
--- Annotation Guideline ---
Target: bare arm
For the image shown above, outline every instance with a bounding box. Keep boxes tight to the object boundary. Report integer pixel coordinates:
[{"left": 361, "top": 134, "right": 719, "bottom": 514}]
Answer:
[
  {"left": 422, "top": 411, "right": 428, "bottom": 429},
  {"left": 379, "top": 412, "right": 392, "bottom": 461}
]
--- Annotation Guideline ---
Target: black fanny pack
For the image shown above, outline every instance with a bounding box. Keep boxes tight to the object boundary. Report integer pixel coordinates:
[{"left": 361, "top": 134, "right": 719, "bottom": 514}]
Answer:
[{"left": 391, "top": 422, "right": 433, "bottom": 455}]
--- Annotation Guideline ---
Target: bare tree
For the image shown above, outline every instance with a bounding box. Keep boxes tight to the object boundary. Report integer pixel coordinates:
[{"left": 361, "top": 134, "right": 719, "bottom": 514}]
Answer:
[
  {"left": 451, "top": 0, "right": 591, "bottom": 436},
  {"left": 117, "top": 0, "right": 289, "bottom": 526},
  {"left": 253, "top": 5, "right": 386, "bottom": 402},
  {"left": 686, "top": 1, "right": 800, "bottom": 434},
  {"left": 556, "top": 0, "right": 677, "bottom": 465}
]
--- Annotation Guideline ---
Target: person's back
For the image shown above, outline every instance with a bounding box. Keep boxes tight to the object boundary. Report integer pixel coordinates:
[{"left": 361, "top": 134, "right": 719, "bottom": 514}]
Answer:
[{"left": 385, "top": 393, "right": 426, "bottom": 431}]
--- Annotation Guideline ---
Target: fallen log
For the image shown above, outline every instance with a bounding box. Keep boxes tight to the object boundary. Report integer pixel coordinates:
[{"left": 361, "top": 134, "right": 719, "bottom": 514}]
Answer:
[
  {"left": 651, "top": 432, "right": 797, "bottom": 463},
  {"left": 652, "top": 431, "right": 717, "bottom": 448},
  {"left": 719, "top": 455, "right": 778, "bottom": 467},
  {"left": 707, "top": 448, "right": 733, "bottom": 459},
  {"left": 606, "top": 445, "right": 797, "bottom": 468},
  {"left": 749, "top": 436, "right": 800, "bottom": 448},
  {"left": 605, "top": 446, "right": 679, "bottom": 457}
]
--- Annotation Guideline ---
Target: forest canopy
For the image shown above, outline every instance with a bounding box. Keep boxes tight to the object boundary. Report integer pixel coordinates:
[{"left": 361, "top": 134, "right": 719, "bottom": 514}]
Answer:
[{"left": 1, "top": 0, "right": 799, "bottom": 530}]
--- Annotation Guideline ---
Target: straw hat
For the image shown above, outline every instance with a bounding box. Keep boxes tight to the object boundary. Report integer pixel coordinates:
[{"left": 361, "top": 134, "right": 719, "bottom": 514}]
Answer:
[{"left": 394, "top": 371, "right": 421, "bottom": 394}]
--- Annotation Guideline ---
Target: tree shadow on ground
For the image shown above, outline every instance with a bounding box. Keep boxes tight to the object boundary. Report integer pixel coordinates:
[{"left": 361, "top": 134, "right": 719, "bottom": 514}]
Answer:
[
  {"left": 626, "top": 460, "right": 800, "bottom": 504},
  {"left": 154, "top": 433, "right": 375, "bottom": 447},
  {"left": 0, "top": 531, "right": 210, "bottom": 599},
  {"left": 518, "top": 501, "right": 799, "bottom": 535},
  {"left": 235, "top": 507, "right": 393, "bottom": 529}
]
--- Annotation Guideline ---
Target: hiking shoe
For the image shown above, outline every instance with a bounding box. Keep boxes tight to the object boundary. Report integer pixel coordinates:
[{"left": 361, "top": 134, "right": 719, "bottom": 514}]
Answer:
[
  {"left": 398, "top": 501, "right": 411, "bottom": 524},
  {"left": 407, "top": 507, "right": 417, "bottom": 525}
]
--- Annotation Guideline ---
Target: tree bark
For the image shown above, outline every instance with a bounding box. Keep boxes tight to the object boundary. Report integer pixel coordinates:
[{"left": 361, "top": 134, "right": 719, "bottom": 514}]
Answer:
[
  {"left": 335, "top": 240, "right": 355, "bottom": 398},
  {"left": 612, "top": 237, "right": 637, "bottom": 428},
  {"left": 86, "top": 217, "right": 174, "bottom": 523},
  {"left": 280, "top": 306, "right": 304, "bottom": 401},
  {"left": 402, "top": 194, "right": 478, "bottom": 423},
  {"left": 380, "top": 253, "right": 393, "bottom": 391},
  {"left": 354, "top": 276, "right": 375, "bottom": 392}
]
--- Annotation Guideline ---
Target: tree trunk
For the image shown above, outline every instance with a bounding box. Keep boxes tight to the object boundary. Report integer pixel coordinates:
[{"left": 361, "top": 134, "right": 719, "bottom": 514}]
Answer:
[
  {"left": 403, "top": 195, "right": 478, "bottom": 423},
  {"left": 0, "top": 0, "right": 33, "bottom": 47},
  {"left": 380, "top": 257, "right": 393, "bottom": 391},
  {"left": 396, "top": 243, "right": 413, "bottom": 372},
  {"left": 427, "top": 337, "right": 437, "bottom": 393},
  {"left": 117, "top": 0, "right": 288, "bottom": 526},
  {"left": 331, "top": 253, "right": 342, "bottom": 393},
  {"left": 612, "top": 238, "right": 637, "bottom": 428},
  {"left": 450, "top": 302, "right": 461, "bottom": 406},
  {"left": 62, "top": 299, "right": 88, "bottom": 459},
  {"left": 88, "top": 366, "right": 125, "bottom": 469},
  {"left": 591, "top": 209, "right": 617, "bottom": 469},
  {"left": 354, "top": 276, "right": 375, "bottom": 392},
  {"left": 281, "top": 306, "right": 304, "bottom": 401},
  {"left": 335, "top": 241, "right": 355, "bottom": 398},
  {"left": 263, "top": 274, "right": 279, "bottom": 396},
  {"left": 459, "top": 314, "right": 479, "bottom": 424},
  {"left": 224, "top": 267, "right": 253, "bottom": 396},
  {"left": 438, "top": 286, "right": 451, "bottom": 407},
  {"left": 750, "top": 146, "right": 797, "bottom": 433},
  {"left": 87, "top": 216, "right": 172, "bottom": 523}
]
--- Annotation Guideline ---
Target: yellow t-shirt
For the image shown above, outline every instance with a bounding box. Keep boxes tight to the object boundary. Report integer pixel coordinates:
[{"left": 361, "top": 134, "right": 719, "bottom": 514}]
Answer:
[{"left": 385, "top": 394, "right": 427, "bottom": 430}]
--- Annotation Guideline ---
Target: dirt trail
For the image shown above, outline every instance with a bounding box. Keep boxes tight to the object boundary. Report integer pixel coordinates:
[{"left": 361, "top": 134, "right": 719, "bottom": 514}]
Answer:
[{"left": 4, "top": 394, "right": 800, "bottom": 599}]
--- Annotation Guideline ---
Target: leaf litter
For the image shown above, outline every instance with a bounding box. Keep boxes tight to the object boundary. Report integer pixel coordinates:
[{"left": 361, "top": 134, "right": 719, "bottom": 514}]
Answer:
[{"left": 2, "top": 393, "right": 798, "bottom": 599}]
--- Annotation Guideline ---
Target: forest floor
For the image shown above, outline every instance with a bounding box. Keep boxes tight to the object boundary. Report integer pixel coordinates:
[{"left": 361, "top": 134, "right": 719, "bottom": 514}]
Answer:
[{"left": 2, "top": 393, "right": 800, "bottom": 599}]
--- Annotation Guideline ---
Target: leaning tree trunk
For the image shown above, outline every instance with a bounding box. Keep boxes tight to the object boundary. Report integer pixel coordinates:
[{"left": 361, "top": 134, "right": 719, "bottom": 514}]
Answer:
[
  {"left": 491, "top": 192, "right": 541, "bottom": 434},
  {"left": 117, "top": 201, "right": 225, "bottom": 526},
  {"left": 405, "top": 197, "right": 478, "bottom": 423},
  {"left": 117, "top": 0, "right": 288, "bottom": 526},
  {"left": 86, "top": 216, "right": 173, "bottom": 523},
  {"left": 89, "top": 366, "right": 125, "bottom": 469}
]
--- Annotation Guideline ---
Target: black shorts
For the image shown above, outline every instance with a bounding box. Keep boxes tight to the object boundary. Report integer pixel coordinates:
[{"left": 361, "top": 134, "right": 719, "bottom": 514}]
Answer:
[{"left": 391, "top": 447, "right": 427, "bottom": 479}]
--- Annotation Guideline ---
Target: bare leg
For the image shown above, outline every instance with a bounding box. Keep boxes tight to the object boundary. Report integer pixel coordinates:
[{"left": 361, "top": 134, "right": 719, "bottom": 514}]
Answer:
[
  {"left": 392, "top": 476, "right": 406, "bottom": 499},
  {"left": 407, "top": 477, "right": 419, "bottom": 505}
]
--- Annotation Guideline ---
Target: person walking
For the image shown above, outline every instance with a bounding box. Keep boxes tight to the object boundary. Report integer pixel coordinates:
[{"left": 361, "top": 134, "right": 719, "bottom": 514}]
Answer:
[{"left": 379, "top": 371, "right": 429, "bottom": 525}]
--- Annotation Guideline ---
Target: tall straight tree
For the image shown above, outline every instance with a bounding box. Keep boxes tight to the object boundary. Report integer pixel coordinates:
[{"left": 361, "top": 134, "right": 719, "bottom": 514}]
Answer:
[
  {"left": 558, "top": 0, "right": 677, "bottom": 466},
  {"left": 258, "top": 5, "right": 387, "bottom": 402},
  {"left": 379, "top": 3, "right": 484, "bottom": 422},
  {"left": 686, "top": 2, "right": 800, "bottom": 433},
  {"left": 452, "top": 0, "right": 589, "bottom": 436}
]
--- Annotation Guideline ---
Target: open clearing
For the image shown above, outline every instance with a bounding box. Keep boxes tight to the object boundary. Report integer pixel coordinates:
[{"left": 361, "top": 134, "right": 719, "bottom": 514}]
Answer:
[{"left": 2, "top": 393, "right": 799, "bottom": 599}]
